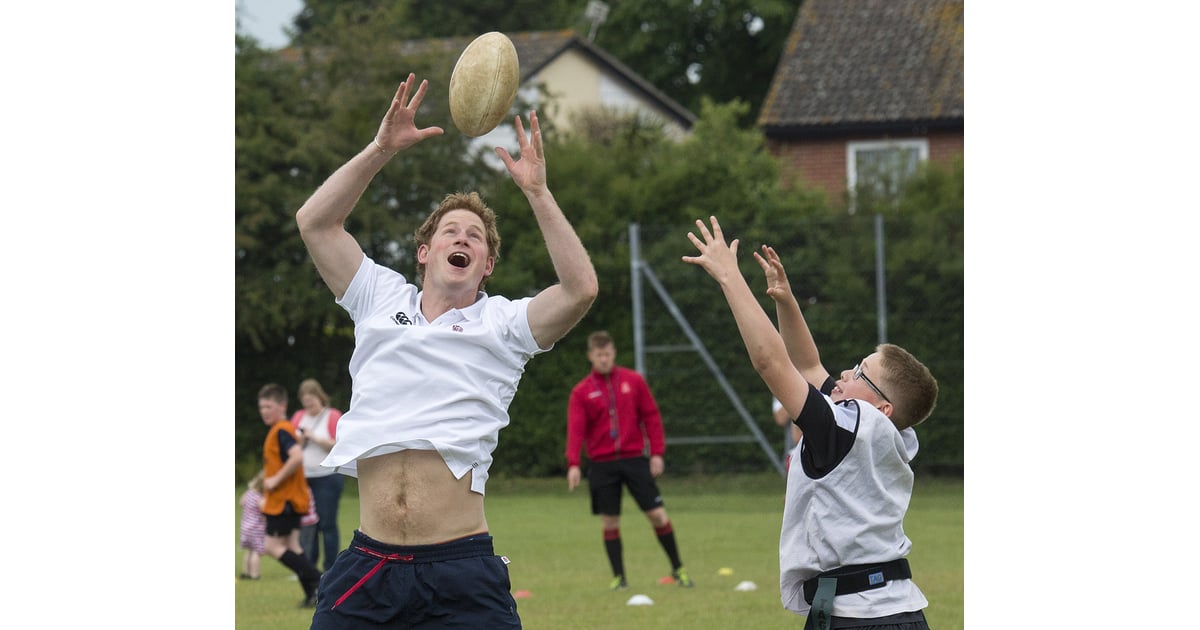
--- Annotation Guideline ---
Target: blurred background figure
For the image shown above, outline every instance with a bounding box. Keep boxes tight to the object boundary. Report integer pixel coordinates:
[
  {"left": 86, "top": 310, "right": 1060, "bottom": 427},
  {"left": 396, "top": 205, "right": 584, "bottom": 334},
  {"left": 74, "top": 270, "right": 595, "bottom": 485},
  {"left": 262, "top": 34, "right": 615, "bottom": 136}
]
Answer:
[
  {"left": 258, "top": 382, "right": 323, "bottom": 607},
  {"left": 566, "top": 330, "right": 693, "bottom": 590},
  {"left": 773, "top": 396, "right": 803, "bottom": 472},
  {"left": 238, "top": 470, "right": 266, "bottom": 580},
  {"left": 290, "top": 378, "right": 343, "bottom": 573}
]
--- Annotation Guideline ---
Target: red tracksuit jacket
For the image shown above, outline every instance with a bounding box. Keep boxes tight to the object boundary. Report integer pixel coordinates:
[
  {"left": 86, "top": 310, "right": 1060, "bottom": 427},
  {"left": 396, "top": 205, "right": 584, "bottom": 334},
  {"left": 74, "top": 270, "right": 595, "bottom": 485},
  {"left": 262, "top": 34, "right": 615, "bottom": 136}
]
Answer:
[{"left": 566, "top": 365, "right": 665, "bottom": 467}]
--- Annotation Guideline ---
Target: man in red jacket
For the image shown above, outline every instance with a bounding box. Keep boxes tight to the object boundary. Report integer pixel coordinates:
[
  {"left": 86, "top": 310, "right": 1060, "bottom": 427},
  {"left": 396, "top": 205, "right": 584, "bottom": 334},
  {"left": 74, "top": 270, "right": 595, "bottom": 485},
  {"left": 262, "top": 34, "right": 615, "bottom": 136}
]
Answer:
[{"left": 565, "top": 331, "right": 693, "bottom": 590}]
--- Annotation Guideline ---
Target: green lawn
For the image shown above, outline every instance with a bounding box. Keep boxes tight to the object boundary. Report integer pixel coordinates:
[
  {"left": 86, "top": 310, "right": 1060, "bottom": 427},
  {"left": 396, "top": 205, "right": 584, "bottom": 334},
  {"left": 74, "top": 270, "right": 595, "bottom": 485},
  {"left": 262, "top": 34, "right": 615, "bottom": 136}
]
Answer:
[{"left": 235, "top": 473, "right": 963, "bottom": 629}]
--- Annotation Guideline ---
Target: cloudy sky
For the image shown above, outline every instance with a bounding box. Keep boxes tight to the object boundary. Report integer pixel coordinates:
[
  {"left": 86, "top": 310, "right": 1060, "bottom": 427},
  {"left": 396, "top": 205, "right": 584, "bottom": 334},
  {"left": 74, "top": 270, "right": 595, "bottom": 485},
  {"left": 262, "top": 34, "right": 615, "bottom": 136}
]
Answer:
[{"left": 235, "top": 0, "right": 304, "bottom": 48}]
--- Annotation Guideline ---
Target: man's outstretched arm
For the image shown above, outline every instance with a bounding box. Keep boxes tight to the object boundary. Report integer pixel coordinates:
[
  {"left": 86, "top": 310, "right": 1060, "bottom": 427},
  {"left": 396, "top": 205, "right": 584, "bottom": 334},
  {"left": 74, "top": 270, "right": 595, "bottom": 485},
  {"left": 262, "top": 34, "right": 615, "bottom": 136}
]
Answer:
[
  {"left": 497, "top": 111, "right": 598, "bottom": 348},
  {"left": 296, "top": 73, "right": 444, "bottom": 299}
]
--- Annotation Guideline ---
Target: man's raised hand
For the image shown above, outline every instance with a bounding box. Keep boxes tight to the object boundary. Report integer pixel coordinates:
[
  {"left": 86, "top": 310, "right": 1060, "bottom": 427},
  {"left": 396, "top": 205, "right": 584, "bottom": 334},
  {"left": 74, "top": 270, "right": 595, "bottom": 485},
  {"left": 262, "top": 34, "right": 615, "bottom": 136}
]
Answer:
[{"left": 375, "top": 73, "right": 444, "bottom": 153}]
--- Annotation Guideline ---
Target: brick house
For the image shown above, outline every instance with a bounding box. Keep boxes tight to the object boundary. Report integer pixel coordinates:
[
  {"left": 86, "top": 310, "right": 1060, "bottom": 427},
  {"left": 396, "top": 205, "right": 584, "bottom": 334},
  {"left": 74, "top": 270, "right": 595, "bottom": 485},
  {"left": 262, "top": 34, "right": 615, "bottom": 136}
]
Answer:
[{"left": 757, "top": 0, "right": 964, "bottom": 209}]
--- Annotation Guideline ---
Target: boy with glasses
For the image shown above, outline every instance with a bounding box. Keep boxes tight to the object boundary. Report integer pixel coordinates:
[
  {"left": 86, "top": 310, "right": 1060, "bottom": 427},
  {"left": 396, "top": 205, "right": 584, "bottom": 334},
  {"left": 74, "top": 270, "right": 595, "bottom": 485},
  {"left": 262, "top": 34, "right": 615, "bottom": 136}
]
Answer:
[{"left": 683, "top": 216, "right": 938, "bottom": 630}]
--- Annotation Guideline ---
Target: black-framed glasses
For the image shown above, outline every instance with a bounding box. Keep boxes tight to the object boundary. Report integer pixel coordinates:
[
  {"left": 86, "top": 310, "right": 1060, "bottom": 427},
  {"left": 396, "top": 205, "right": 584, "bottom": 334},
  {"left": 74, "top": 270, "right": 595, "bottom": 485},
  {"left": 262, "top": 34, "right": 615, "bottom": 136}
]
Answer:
[{"left": 853, "top": 363, "right": 891, "bottom": 403}]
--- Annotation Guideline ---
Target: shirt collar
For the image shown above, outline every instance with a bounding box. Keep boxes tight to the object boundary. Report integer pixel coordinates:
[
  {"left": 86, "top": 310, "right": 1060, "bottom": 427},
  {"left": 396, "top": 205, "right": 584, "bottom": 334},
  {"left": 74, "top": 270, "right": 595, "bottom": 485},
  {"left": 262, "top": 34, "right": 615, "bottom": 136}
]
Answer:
[{"left": 413, "top": 290, "right": 487, "bottom": 325}]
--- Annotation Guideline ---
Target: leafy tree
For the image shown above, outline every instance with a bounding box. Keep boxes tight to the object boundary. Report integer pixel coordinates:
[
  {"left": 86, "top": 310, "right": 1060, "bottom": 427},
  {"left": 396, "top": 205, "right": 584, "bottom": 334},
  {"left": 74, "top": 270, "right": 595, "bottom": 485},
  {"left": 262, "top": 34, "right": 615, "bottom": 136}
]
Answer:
[
  {"left": 881, "top": 157, "right": 964, "bottom": 473},
  {"left": 289, "top": 0, "right": 582, "bottom": 45},
  {"left": 235, "top": 12, "right": 964, "bottom": 479},
  {"left": 235, "top": 34, "right": 338, "bottom": 469},
  {"left": 590, "top": 0, "right": 802, "bottom": 127},
  {"left": 481, "top": 98, "right": 835, "bottom": 475},
  {"left": 482, "top": 107, "right": 682, "bottom": 476},
  {"left": 281, "top": 0, "right": 799, "bottom": 127}
]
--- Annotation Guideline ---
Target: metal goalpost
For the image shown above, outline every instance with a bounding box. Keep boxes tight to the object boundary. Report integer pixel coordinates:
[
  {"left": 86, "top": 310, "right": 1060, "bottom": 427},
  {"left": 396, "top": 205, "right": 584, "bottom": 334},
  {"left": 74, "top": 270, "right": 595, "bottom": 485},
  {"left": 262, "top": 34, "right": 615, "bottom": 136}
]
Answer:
[{"left": 629, "top": 223, "right": 786, "bottom": 477}]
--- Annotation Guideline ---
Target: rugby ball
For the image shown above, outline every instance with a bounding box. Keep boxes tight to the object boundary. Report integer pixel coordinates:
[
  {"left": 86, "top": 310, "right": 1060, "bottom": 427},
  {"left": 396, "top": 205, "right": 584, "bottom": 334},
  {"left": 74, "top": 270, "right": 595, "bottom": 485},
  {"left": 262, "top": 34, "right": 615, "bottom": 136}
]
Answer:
[{"left": 449, "top": 32, "right": 520, "bottom": 137}]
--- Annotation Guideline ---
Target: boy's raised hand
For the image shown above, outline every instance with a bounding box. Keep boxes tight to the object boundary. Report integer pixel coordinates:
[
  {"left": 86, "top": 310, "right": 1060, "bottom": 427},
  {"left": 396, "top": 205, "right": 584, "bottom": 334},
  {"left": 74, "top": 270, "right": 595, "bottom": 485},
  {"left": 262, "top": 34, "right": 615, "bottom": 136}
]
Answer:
[
  {"left": 753, "top": 245, "right": 796, "bottom": 305},
  {"left": 682, "top": 216, "right": 740, "bottom": 284}
]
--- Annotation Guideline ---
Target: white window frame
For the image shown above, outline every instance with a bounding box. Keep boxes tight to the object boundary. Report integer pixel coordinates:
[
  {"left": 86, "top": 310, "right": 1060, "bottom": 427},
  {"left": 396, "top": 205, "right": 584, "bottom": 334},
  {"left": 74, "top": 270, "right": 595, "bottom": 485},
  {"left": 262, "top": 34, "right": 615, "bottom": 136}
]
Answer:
[{"left": 846, "top": 139, "right": 929, "bottom": 213}]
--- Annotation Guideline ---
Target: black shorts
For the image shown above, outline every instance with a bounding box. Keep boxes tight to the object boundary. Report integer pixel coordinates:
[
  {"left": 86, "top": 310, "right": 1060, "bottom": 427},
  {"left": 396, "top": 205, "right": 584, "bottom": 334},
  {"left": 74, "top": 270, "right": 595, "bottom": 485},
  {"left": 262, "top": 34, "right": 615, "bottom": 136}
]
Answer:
[
  {"left": 588, "top": 456, "right": 664, "bottom": 516},
  {"left": 264, "top": 503, "right": 301, "bottom": 537},
  {"left": 309, "top": 530, "right": 520, "bottom": 629},
  {"left": 804, "top": 609, "right": 929, "bottom": 630}
]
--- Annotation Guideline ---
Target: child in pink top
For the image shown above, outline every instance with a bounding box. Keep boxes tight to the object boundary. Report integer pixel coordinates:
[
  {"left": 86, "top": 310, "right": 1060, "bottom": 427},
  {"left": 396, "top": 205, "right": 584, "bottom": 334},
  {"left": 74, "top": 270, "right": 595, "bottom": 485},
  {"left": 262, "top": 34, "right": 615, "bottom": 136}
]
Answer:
[{"left": 239, "top": 472, "right": 266, "bottom": 580}]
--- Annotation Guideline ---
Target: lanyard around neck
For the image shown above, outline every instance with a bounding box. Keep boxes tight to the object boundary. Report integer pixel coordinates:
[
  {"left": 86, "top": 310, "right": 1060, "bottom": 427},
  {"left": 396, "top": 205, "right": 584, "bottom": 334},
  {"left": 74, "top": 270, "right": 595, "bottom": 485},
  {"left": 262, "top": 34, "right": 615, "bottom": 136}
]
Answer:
[{"left": 595, "top": 372, "right": 619, "bottom": 441}]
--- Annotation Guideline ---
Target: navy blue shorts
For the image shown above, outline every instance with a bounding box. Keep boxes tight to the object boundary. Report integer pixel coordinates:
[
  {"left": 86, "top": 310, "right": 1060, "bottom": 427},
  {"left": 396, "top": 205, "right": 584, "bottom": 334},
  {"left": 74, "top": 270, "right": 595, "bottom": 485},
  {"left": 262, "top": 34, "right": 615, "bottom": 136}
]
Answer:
[
  {"left": 588, "top": 456, "right": 664, "bottom": 516},
  {"left": 309, "top": 530, "right": 520, "bottom": 629}
]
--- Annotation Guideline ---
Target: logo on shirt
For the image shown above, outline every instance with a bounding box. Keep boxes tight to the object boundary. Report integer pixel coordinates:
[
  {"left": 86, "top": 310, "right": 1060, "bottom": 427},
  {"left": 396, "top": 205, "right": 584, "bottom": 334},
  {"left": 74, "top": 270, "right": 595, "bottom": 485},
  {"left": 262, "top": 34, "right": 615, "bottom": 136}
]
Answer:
[
  {"left": 452, "top": 324, "right": 463, "bottom": 332},
  {"left": 392, "top": 311, "right": 412, "bottom": 326}
]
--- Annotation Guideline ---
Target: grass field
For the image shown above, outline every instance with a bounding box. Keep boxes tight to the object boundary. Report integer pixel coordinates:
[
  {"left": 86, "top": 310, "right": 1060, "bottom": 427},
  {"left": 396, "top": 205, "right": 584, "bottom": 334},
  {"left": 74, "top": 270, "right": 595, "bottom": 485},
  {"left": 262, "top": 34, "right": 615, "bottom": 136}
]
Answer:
[{"left": 235, "top": 473, "right": 963, "bottom": 629}]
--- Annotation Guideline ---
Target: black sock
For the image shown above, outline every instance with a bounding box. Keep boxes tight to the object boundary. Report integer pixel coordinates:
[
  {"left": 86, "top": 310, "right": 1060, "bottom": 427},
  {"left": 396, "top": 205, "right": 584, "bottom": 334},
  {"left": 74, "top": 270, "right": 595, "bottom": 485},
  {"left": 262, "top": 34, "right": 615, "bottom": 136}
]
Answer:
[
  {"left": 604, "top": 528, "right": 624, "bottom": 577},
  {"left": 279, "top": 550, "right": 322, "bottom": 596},
  {"left": 655, "top": 522, "right": 682, "bottom": 571}
]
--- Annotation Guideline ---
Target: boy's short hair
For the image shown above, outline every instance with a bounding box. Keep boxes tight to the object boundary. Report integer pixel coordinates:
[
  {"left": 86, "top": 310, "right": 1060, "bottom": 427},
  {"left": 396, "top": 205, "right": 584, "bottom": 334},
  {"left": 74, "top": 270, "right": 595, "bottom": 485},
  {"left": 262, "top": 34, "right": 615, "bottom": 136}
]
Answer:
[
  {"left": 257, "top": 383, "right": 288, "bottom": 405},
  {"left": 876, "top": 343, "right": 938, "bottom": 430},
  {"left": 587, "top": 330, "right": 614, "bottom": 350}
]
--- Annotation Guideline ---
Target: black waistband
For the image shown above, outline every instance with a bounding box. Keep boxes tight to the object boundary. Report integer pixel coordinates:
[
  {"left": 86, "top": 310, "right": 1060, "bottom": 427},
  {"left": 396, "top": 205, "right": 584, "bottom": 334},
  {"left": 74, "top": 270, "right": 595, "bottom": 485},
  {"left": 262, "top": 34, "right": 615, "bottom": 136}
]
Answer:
[
  {"left": 350, "top": 530, "right": 494, "bottom": 564},
  {"left": 802, "top": 558, "right": 912, "bottom": 604}
]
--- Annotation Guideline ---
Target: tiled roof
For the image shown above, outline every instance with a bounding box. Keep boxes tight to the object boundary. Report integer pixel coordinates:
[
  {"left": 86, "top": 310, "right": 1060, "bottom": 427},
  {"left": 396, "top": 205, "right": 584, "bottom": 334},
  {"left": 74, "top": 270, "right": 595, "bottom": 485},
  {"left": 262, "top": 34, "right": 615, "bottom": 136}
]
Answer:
[{"left": 757, "top": 0, "right": 963, "bottom": 133}]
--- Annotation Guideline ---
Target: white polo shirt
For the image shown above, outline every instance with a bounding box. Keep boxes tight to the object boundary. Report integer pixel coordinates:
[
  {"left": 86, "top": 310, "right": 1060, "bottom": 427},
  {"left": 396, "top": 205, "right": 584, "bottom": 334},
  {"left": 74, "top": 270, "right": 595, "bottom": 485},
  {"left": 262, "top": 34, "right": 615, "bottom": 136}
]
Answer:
[{"left": 321, "top": 255, "right": 547, "bottom": 495}]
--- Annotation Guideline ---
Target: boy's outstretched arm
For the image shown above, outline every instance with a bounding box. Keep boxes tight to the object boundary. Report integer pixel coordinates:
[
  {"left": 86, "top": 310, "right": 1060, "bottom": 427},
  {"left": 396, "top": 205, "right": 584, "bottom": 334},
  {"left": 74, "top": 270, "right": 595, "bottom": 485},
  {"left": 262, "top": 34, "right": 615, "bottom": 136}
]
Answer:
[
  {"left": 682, "top": 216, "right": 810, "bottom": 418},
  {"left": 753, "top": 245, "right": 831, "bottom": 389}
]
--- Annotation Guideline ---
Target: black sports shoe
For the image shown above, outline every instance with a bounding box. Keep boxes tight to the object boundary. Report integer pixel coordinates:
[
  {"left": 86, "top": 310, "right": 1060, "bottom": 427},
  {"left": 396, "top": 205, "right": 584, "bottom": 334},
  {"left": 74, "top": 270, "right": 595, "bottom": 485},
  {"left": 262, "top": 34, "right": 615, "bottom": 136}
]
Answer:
[
  {"left": 609, "top": 575, "right": 629, "bottom": 591},
  {"left": 300, "top": 594, "right": 318, "bottom": 608}
]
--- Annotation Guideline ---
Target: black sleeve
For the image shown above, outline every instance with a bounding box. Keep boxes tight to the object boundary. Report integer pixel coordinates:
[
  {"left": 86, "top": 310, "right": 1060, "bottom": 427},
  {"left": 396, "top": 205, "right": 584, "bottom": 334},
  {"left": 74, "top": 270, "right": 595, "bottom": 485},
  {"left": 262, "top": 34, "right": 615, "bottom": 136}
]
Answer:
[
  {"left": 277, "top": 430, "right": 298, "bottom": 463},
  {"left": 794, "top": 379, "right": 857, "bottom": 478}
]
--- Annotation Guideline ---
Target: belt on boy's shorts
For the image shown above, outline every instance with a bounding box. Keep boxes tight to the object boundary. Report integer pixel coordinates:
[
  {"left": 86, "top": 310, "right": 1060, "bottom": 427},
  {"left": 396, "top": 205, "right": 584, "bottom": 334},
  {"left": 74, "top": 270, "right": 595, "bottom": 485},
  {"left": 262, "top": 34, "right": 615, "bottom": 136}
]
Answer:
[{"left": 802, "top": 559, "right": 912, "bottom": 630}]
